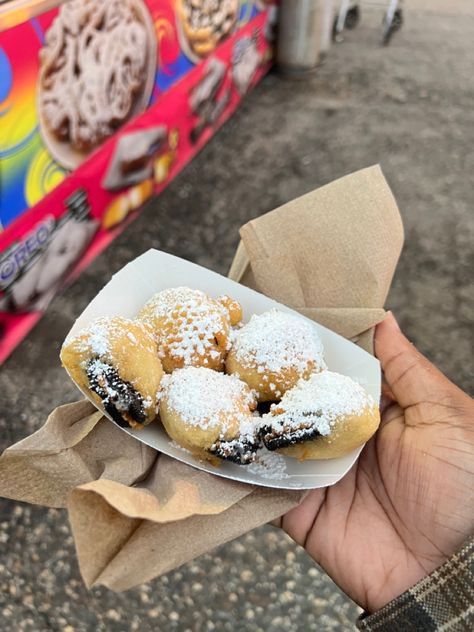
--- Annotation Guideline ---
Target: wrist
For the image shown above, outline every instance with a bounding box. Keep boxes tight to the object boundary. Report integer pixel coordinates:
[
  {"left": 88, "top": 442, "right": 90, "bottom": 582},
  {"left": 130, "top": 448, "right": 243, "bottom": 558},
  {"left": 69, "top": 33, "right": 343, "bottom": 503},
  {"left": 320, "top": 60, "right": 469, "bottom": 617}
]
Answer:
[{"left": 357, "top": 535, "right": 474, "bottom": 630}]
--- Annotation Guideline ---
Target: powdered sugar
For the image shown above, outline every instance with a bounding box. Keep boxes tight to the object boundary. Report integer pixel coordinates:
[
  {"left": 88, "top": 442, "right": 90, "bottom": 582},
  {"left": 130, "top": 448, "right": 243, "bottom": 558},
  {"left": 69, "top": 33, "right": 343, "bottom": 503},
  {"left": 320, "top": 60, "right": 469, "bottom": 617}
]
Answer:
[
  {"left": 143, "top": 395, "right": 153, "bottom": 410},
  {"left": 64, "top": 316, "right": 152, "bottom": 359},
  {"left": 231, "top": 309, "right": 326, "bottom": 374},
  {"left": 87, "top": 358, "right": 117, "bottom": 402},
  {"left": 246, "top": 449, "right": 289, "bottom": 479},
  {"left": 127, "top": 331, "right": 138, "bottom": 344},
  {"left": 75, "top": 320, "right": 111, "bottom": 356},
  {"left": 144, "top": 287, "right": 208, "bottom": 318},
  {"left": 160, "top": 366, "right": 256, "bottom": 432},
  {"left": 170, "top": 440, "right": 192, "bottom": 455},
  {"left": 261, "top": 371, "right": 375, "bottom": 438},
  {"left": 139, "top": 287, "right": 230, "bottom": 367}
]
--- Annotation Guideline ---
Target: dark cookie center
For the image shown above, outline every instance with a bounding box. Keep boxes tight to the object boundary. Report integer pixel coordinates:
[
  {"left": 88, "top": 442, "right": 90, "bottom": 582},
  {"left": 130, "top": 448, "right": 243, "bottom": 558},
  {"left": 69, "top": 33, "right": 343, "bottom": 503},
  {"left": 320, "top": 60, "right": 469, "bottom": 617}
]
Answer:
[
  {"left": 256, "top": 401, "right": 276, "bottom": 415},
  {"left": 209, "top": 435, "right": 261, "bottom": 465},
  {"left": 86, "top": 359, "right": 147, "bottom": 427},
  {"left": 260, "top": 411, "right": 323, "bottom": 451}
]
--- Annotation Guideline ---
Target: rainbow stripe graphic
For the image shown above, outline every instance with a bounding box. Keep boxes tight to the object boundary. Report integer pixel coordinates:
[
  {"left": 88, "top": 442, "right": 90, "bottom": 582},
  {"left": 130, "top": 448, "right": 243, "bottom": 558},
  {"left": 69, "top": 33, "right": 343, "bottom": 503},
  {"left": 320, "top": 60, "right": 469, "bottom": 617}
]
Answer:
[{"left": 0, "top": 16, "right": 66, "bottom": 230}]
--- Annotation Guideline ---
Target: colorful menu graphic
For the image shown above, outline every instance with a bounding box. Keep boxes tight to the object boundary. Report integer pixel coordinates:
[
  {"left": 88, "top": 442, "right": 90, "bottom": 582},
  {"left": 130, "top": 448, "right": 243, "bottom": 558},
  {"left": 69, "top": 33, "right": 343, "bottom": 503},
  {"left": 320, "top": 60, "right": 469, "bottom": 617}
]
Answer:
[{"left": 0, "top": 0, "right": 277, "bottom": 363}]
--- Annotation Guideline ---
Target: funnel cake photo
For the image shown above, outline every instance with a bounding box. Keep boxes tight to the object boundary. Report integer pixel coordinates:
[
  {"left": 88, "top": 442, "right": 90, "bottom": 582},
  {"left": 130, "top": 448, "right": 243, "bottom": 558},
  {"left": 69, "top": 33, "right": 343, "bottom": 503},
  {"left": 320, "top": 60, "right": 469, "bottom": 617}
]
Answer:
[
  {"left": 176, "top": 0, "right": 240, "bottom": 61},
  {"left": 226, "top": 309, "right": 326, "bottom": 401},
  {"left": 159, "top": 366, "right": 259, "bottom": 464},
  {"left": 61, "top": 316, "right": 163, "bottom": 429},
  {"left": 138, "top": 287, "right": 242, "bottom": 373},
  {"left": 38, "top": 0, "right": 157, "bottom": 168},
  {"left": 260, "top": 371, "right": 380, "bottom": 460}
]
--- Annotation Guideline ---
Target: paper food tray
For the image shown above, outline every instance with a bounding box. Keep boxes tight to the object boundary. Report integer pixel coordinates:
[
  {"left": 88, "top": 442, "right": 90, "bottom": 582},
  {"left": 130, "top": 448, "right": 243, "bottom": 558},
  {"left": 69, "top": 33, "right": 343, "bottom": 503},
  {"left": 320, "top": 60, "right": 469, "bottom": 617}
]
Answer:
[{"left": 65, "top": 249, "right": 381, "bottom": 490}]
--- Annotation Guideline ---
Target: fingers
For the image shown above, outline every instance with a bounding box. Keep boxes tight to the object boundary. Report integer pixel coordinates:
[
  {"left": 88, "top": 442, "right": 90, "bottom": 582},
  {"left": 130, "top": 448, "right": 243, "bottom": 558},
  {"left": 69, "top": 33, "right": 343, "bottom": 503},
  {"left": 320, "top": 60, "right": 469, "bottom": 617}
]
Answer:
[
  {"left": 374, "top": 312, "right": 449, "bottom": 409},
  {"left": 380, "top": 378, "right": 395, "bottom": 413}
]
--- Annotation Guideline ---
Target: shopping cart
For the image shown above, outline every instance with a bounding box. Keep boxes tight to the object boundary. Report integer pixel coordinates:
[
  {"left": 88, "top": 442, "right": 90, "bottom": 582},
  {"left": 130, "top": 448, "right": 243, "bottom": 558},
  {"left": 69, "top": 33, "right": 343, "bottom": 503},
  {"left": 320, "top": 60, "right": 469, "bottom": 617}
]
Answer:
[{"left": 333, "top": 0, "right": 404, "bottom": 45}]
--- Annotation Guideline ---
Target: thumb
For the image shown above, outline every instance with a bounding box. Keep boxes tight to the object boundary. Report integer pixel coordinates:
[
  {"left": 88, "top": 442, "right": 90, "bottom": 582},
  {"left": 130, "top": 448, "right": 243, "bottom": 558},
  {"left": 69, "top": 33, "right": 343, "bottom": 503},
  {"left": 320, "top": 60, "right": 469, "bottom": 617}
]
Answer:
[{"left": 375, "top": 312, "right": 451, "bottom": 409}]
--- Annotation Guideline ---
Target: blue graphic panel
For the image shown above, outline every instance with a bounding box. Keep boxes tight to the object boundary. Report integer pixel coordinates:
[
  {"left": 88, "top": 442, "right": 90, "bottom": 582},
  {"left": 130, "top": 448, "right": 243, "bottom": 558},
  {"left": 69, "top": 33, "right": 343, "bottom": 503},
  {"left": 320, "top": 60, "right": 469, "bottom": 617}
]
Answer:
[{"left": 0, "top": 47, "right": 13, "bottom": 115}]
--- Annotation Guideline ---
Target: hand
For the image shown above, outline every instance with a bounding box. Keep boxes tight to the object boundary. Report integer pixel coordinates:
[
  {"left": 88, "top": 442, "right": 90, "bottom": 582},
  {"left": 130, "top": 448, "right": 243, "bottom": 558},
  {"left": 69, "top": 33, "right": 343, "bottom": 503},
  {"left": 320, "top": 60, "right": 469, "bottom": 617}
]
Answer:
[{"left": 275, "top": 313, "right": 474, "bottom": 612}]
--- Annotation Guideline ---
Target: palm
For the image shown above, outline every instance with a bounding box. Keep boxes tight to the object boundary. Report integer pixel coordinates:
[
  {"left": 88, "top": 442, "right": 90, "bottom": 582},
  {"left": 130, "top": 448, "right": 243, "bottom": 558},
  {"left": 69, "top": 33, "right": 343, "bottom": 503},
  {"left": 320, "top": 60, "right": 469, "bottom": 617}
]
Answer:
[{"left": 279, "top": 316, "right": 474, "bottom": 612}]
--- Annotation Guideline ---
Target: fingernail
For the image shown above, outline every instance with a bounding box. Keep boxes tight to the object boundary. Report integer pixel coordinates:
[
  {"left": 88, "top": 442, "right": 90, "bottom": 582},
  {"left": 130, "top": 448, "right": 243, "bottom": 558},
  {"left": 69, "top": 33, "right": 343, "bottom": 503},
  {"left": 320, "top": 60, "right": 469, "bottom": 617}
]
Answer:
[{"left": 386, "top": 311, "right": 401, "bottom": 332}]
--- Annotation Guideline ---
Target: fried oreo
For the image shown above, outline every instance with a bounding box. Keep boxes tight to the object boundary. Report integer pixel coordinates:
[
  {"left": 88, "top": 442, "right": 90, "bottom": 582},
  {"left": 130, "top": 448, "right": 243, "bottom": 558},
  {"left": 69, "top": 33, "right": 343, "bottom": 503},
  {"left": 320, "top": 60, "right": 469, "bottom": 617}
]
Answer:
[{"left": 61, "top": 316, "right": 163, "bottom": 428}]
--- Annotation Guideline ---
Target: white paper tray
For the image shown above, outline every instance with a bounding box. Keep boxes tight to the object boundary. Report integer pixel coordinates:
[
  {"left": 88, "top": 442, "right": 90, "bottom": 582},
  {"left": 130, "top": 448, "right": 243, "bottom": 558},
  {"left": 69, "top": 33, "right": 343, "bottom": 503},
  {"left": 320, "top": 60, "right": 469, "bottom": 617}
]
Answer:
[{"left": 65, "top": 249, "right": 381, "bottom": 490}]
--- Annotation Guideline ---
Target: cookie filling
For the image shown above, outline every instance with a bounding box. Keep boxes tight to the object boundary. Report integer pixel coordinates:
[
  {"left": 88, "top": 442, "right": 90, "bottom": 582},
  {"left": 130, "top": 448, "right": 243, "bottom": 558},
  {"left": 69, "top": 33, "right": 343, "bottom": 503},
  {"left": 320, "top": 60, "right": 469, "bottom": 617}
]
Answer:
[
  {"left": 86, "top": 359, "right": 146, "bottom": 428},
  {"left": 259, "top": 418, "right": 322, "bottom": 451},
  {"left": 209, "top": 434, "right": 261, "bottom": 465},
  {"left": 256, "top": 401, "right": 276, "bottom": 415}
]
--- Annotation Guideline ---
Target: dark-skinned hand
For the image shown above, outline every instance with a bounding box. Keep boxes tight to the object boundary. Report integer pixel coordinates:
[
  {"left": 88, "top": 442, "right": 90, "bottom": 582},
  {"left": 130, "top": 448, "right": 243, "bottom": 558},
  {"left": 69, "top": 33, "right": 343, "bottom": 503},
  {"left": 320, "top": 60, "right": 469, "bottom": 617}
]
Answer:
[{"left": 274, "top": 313, "right": 474, "bottom": 612}]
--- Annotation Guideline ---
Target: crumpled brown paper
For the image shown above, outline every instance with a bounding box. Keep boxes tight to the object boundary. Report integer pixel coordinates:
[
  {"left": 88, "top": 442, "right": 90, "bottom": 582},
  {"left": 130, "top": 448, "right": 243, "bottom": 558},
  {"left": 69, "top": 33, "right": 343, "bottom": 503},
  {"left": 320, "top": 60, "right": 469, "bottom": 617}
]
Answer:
[{"left": 0, "top": 165, "right": 404, "bottom": 591}]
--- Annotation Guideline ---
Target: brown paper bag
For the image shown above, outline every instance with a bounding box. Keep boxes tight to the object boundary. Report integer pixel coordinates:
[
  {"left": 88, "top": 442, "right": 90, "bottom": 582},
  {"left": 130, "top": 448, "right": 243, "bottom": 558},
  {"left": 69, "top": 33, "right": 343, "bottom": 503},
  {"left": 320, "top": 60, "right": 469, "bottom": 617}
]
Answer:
[{"left": 0, "top": 165, "right": 404, "bottom": 591}]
